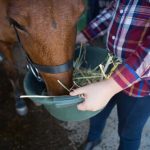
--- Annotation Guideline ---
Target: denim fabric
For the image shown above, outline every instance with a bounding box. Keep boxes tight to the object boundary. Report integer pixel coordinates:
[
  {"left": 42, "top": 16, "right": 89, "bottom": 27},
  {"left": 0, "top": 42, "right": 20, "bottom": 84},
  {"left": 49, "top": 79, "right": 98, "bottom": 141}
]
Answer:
[{"left": 87, "top": 92, "right": 150, "bottom": 150}]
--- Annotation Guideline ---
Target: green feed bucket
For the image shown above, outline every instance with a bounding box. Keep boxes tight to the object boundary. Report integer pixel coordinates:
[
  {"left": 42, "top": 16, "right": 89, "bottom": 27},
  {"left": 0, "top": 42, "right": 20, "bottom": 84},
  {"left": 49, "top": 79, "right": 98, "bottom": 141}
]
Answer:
[{"left": 23, "top": 46, "right": 107, "bottom": 121}]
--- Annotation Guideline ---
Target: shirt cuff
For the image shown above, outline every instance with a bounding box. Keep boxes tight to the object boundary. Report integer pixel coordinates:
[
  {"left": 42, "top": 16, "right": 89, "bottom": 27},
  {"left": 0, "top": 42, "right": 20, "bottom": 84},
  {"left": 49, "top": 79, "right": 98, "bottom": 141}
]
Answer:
[
  {"left": 81, "top": 22, "right": 103, "bottom": 41},
  {"left": 82, "top": 28, "right": 94, "bottom": 41},
  {"left": 111, "top": 63, "right": 141, "bottom": 90}
]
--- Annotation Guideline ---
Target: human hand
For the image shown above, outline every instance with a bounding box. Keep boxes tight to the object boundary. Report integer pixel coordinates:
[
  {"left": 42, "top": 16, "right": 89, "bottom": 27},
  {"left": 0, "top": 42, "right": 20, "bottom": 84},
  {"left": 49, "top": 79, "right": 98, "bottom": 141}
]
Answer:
[
  {"left": 70, "top": 78, "right": 122, "bottom": 111},
  {"left": 76, "top": 32, "right": 88, "bottom": 44}
]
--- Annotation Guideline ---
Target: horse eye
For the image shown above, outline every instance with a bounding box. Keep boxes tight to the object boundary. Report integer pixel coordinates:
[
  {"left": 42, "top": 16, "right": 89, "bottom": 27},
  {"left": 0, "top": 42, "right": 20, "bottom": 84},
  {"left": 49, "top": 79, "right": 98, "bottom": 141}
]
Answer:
[{"left": 8, "top": 17, "right": 26, "bottom": 31}]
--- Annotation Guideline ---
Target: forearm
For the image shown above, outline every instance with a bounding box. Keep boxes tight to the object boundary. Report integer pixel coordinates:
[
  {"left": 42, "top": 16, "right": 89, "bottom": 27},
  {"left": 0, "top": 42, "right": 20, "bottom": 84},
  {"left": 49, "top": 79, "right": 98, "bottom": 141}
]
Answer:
[{"left": 106, "top": 77, "right": 123, "bottom": 94}]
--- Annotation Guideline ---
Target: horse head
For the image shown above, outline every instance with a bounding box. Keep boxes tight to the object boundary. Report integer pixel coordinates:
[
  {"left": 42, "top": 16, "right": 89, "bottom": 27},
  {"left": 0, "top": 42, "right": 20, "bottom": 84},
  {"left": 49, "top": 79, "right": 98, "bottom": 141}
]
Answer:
[{"left": 7, "top": 0, "right": 84, "bottom": 95}]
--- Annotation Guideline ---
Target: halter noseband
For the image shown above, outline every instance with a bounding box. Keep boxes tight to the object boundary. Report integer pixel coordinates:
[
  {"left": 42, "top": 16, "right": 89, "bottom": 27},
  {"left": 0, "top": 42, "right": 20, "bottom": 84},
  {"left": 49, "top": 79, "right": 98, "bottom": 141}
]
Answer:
[{"left": 13, "top": 24, "right": 73, "bottom": 81}]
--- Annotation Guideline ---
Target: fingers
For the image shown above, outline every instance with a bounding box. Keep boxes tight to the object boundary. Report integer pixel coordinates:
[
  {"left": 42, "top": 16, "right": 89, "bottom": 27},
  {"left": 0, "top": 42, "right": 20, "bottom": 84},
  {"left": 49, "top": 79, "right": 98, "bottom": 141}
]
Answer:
[
  {"left": 77, "top": 101, "right": 98, "bottom": 111},
  {"left": 77, "top": 102, "right": 100, "bottom": 112},
  {"left": 70, "top": 88, "right": 88, "bottom": 111},
  {"left": 77, "top": 102, "right": 87, "bottom": 111},
  {"left": 69, "top": 87, "right": 85, "bottom": 96}
]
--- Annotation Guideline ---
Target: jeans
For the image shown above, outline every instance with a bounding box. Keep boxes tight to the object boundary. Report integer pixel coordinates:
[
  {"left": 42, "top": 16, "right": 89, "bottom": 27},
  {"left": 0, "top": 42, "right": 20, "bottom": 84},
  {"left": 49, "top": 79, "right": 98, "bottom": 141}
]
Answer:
[{"left": 87, "top": 92, "right": 150, "bottom": 150}]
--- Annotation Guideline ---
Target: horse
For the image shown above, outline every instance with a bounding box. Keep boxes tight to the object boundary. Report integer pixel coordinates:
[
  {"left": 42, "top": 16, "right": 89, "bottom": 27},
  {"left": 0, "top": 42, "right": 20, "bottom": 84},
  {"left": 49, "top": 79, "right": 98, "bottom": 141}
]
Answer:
[{"left": 0, "top": 0, "right": 84, "bottom": 115}]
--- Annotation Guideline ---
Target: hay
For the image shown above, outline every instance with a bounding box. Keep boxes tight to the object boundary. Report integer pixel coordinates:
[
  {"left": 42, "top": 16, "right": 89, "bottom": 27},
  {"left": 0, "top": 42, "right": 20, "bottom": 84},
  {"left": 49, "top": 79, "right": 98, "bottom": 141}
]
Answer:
[
  {"left": 72, "top": 44, "right": 121, "bottom": 88},
  {"left": 57, "top": 44, "right": 121, "bottom": 91}
]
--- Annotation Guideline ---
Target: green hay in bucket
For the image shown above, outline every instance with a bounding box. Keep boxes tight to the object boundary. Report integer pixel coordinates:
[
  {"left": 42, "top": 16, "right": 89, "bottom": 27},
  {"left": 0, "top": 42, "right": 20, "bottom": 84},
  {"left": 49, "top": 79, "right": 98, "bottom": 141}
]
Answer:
[{"left": 71, "top": 44, "right": 121, "bottom": 89}]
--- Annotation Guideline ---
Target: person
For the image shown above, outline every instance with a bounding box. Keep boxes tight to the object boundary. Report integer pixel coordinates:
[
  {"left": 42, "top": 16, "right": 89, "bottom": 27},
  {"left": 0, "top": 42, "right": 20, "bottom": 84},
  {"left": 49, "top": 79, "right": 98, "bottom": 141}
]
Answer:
[{"left": 70, "top": 1, "right": 150, "bottom": 150}]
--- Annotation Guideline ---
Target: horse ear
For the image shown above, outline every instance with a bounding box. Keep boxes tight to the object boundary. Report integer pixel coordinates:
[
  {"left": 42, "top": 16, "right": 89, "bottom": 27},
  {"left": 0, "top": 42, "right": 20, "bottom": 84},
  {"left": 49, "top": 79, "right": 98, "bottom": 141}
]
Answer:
[
  {"left": 78, "top": 0, "right": 85, "bottom": 16},
  {"left": 74, "top": 0, "right": 85, "bottom": 25},
  {"left": 80, "top": 0, "right": 85, "bottom": 11},
  {"left": 73, "top": 0, "right": 85, "bottom": 22}
]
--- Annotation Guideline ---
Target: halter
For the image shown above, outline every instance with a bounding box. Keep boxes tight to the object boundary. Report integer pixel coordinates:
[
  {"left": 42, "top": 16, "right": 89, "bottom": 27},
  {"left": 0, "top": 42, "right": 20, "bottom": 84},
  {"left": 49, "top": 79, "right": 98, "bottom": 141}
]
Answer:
[{"left": 12, "top": 22, "right": 73, "bottom": 81}]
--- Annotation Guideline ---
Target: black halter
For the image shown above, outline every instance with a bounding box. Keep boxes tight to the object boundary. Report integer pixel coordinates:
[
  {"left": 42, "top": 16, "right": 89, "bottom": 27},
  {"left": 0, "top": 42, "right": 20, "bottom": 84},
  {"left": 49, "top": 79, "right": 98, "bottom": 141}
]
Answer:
[{"left": 13, "top": 24, "right": 73, "bottom": 81}]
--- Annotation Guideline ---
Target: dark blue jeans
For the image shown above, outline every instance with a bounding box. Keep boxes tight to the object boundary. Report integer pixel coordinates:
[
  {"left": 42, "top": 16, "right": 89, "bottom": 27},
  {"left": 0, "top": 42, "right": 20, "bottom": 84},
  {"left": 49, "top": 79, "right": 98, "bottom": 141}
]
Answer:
[{"left": 87, "top": 92, "right": 150, "bottom": 150}]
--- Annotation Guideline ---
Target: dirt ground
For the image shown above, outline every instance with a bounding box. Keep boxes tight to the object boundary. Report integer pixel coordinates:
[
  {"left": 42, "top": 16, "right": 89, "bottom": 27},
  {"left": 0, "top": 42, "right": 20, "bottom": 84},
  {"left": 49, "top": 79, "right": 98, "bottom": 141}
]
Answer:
[{"left": 0, "top": 67, "right": 76, "bottom": 150}]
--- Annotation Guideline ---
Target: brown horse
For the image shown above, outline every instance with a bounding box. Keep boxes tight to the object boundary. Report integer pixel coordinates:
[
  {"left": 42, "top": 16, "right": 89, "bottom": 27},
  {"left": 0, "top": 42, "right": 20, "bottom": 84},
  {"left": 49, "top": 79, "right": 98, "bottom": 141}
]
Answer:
[
  {"left": 0, "top": 0, "right": 84, "bottom": 114},
  {"left": 0, "top": 0, "right": 84, "bottom": 95}
]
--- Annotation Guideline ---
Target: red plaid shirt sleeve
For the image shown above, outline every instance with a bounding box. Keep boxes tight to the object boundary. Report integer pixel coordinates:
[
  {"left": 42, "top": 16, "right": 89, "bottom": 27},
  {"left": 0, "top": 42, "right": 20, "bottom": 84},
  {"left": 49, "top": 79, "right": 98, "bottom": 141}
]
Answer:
[
  {"left": 81, "top": 0, "right": 150, "bottom": 96},
  {"left": 82, "top": 1, "right": 116, "bottom": 41},
  {"left": 112, "top": 35, "right": 150, "bottom": 90}
]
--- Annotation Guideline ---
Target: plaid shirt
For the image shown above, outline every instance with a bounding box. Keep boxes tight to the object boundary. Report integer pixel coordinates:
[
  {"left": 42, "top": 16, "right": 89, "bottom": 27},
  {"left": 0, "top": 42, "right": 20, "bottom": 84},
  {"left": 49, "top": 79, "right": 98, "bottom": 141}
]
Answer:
[{"left": 82, "top": 0, "right": 150, "bottom": 97}]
